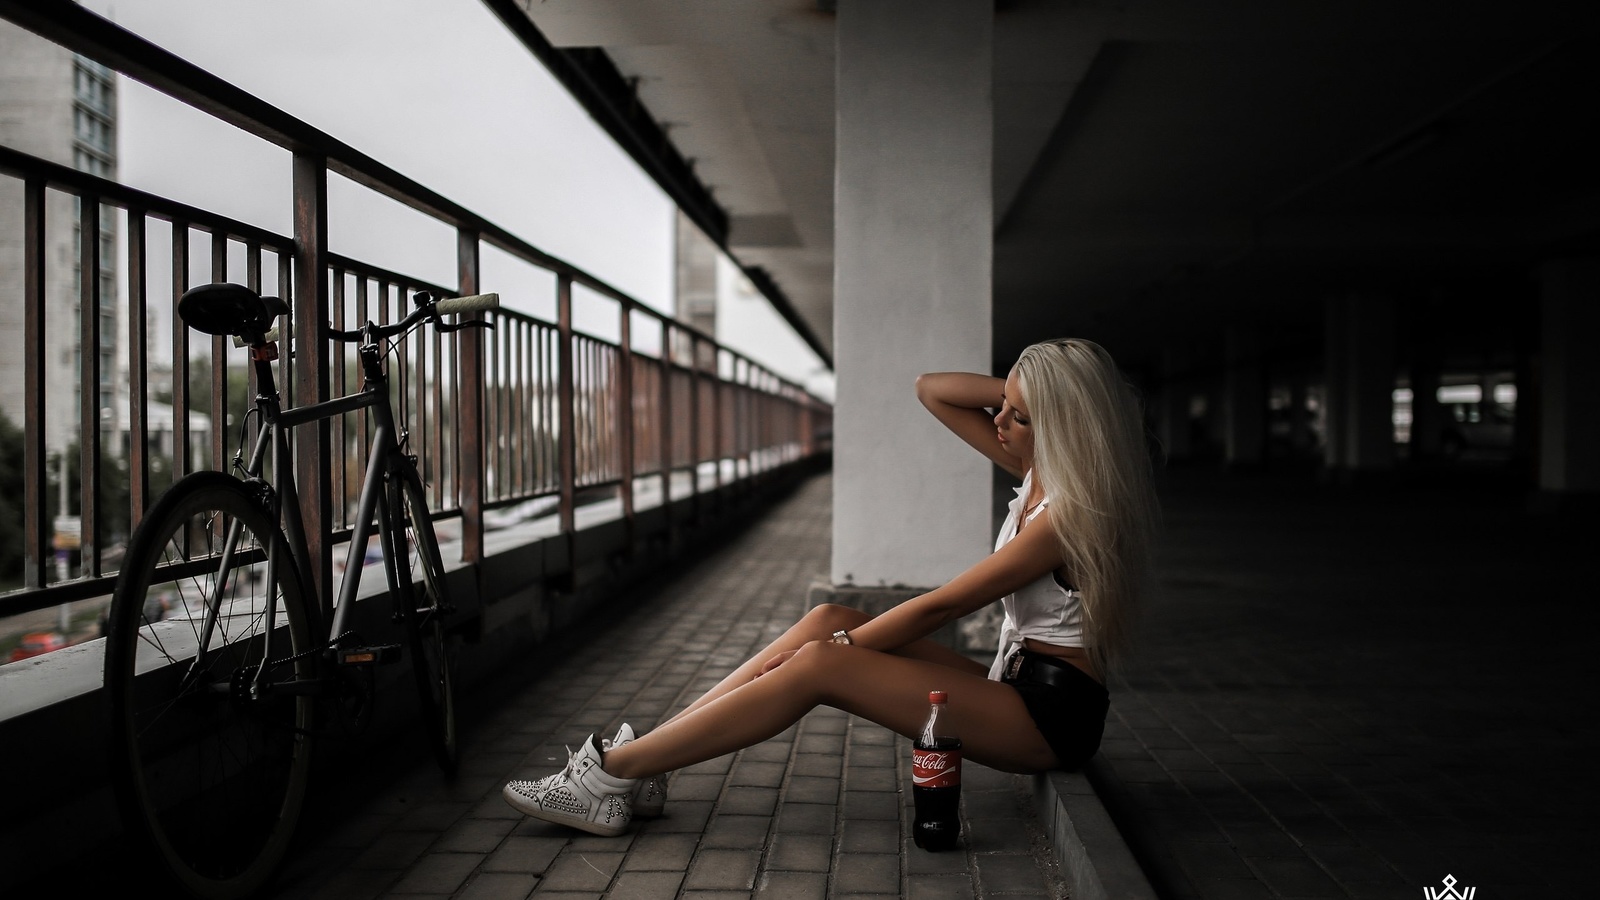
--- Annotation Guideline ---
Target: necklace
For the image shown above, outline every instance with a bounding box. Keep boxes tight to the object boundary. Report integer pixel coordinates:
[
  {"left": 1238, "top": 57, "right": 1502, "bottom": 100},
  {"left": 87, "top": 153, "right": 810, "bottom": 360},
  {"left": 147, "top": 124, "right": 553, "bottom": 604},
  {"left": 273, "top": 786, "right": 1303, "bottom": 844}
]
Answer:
[
  {"left": 1021, "top": 493, "right": 1046, "bottom": 522},
  {"left": 1019, "top": 471, "right": 1045, "bottom": 527}
]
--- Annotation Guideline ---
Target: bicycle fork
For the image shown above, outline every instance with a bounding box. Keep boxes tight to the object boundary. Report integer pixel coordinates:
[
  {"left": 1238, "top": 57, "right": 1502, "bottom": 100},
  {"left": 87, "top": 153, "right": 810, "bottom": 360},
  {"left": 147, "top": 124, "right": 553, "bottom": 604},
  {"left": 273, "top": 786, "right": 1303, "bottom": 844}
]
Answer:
[{"left": 178, "top": 418, "right": 305, "bottom": 702}]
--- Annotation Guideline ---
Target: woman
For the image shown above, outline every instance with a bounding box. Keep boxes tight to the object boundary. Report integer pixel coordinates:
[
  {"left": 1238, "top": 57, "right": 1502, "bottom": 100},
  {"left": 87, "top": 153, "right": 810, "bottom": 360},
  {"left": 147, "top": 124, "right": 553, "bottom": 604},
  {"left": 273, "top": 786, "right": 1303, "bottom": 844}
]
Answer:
[{"left": 503, "top": 338, "right": 1159, "bottom": 836}]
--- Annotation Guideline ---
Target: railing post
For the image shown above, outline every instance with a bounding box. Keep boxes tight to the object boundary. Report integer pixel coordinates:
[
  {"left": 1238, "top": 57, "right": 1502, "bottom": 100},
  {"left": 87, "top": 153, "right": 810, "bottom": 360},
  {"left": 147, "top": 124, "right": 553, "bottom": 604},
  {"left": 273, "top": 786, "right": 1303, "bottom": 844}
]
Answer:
[
  {"left": 292, "top": 152, "right": 332, "bottom": 606},
  {"left": 171, "top": 223, "right": 190, "bottom": 479},
  {"left": 659, "top": 320, "right": 674, "bottom": 537},
  {"left": 801, "top": 392, "right": 811, "bottom": 459},
  {"left": 743, "top": 370, "right": 753, "bottom": 482},
  {"left": 245, "top": 241, "right": 264, "bottom": 491},
  {"left": 329, "top": 272, "right": 346, "bottom": 533},
  {"left": 688, "top": 334, "right": 702, "bottom": 520},
  {"left": 746, "top": 368, "right": 756, "bottom": 481},
  {"left": 712, "top": 345, "right": 724, "bottom": 492},
  {"left": 754, "top": 370, "right": 765, "bottom": 480},
  {"left": 557, "top": 275, "right": 576, "bottom": 536},
  {"left": 22, "top": 178, "right": 47, "bottom": 589},
  {"left": 78, "top": 196, "right": 102, "bottom": 577},
  {"left": 210, "top": 231, "right": 227, "bottom": 475},
  {"left": 278, "top": 251, "right": 295, "bottom": 440},
  {"left": 456, "top": 229, "right": 485, "bottom": 563},
  {"left": 127, "top": 211, "right": 149, "bottom": 527},
  {"left": 618, "top": 305, "right": 636, "bottom": 543}
]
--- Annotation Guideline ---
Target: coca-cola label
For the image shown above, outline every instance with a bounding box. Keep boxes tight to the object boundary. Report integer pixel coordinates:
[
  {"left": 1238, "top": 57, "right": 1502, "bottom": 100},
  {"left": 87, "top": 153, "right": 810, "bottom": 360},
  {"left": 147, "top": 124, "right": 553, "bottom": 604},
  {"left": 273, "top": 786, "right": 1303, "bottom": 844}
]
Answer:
[{"left": 912, "top": 748, "right": 961, "bottom": 788}]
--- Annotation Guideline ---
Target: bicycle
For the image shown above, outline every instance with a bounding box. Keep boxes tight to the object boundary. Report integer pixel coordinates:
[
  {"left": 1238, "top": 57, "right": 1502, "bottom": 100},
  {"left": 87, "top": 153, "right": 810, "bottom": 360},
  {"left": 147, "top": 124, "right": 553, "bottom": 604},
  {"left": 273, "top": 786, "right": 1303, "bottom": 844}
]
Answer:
[{"left": 102, "top": 281, "right": 499, "bottom": 900}]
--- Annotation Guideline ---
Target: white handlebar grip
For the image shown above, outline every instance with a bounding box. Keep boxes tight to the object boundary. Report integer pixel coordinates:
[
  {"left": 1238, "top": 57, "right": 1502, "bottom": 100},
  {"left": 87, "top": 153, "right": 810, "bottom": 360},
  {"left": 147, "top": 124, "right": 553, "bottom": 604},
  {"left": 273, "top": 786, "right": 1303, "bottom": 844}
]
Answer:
[{"left": 436, "top": 292, "right": 500, "bottom": 315}]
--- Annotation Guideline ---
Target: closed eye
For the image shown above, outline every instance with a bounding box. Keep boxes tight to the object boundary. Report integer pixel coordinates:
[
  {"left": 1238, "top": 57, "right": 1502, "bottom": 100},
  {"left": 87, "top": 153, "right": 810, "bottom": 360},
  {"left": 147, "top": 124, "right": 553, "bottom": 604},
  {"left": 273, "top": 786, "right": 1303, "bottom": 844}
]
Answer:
[{"left": 1000, "top": 393, "right": 1030, "bottom": 427}]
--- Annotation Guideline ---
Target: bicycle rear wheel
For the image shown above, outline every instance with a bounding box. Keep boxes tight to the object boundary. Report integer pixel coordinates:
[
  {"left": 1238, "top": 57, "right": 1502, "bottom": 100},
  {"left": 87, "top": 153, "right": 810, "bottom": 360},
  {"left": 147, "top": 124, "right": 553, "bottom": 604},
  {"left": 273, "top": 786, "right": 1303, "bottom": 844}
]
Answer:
[
  {"left": 390, "top": 466, "right": 459, "bottom": 773},
  {"left": 104, "top": 471, "right": 316, "bottom": 900}
]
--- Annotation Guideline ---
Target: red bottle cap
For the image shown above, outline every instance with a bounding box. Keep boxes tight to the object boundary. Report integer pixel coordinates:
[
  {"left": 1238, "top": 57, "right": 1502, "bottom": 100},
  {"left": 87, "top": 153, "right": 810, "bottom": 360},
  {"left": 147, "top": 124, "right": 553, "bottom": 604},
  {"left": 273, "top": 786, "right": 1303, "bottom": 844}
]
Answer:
[{"left": 929, "top": 690, "right": 948, "bottom": 704}]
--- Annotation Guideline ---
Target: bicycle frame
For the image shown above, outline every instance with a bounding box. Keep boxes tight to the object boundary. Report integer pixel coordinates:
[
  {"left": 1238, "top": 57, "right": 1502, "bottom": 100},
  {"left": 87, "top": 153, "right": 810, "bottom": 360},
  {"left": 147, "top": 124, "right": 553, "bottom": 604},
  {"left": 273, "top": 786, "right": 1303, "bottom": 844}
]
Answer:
[{"left": 201, "top": 329, "right": 417, "bottom": 689}]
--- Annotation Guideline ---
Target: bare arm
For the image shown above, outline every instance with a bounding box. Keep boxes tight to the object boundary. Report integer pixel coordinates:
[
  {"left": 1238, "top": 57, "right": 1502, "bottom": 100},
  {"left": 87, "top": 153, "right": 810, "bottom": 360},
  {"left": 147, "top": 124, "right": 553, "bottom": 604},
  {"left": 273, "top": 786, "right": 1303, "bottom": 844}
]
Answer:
[
  {"left": 844, "top": 517, "right": 1064, "bottom": 652},
  {"left": 915, "top": 371, "right": 1022, "bottom": 479}
]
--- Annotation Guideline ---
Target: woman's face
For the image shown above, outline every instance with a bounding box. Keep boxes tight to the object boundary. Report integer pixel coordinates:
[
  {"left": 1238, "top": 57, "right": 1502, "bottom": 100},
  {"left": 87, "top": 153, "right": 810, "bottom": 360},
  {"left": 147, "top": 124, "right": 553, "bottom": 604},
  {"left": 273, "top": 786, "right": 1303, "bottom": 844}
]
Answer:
[{"left": 995, "top": 367, "right": 1035, "bottom": 463}]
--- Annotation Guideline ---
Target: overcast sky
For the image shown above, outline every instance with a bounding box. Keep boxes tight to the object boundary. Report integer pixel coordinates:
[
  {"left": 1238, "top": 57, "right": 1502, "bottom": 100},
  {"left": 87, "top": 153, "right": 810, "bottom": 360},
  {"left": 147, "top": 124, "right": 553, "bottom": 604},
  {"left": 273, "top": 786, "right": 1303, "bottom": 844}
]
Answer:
[{"left": 77, "top": 0, "right": 833, "bottom": 395}]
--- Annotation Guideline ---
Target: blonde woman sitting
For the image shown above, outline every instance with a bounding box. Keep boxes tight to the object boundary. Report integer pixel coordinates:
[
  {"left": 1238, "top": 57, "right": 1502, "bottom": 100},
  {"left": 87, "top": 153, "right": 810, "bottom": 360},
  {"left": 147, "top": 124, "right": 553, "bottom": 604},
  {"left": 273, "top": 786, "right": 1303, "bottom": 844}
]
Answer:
[{"left": 503, "top": 338, "right": 1160, "bottom": 836}]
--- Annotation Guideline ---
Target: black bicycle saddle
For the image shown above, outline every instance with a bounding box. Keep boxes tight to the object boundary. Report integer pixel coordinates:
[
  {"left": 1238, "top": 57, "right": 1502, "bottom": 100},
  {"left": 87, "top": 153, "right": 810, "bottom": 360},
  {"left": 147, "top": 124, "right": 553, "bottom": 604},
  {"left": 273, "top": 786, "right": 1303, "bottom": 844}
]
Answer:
[{"left": 177, "top": 282, "right": 290, "bottom": 339}]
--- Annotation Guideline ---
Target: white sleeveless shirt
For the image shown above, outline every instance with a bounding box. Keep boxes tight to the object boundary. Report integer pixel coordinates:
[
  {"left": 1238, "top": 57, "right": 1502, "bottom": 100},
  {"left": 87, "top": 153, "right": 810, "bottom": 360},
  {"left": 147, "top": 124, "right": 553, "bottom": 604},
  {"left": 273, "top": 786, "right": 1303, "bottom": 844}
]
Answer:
[{"left": 986, "top": 469, "right": 1085, "bottom": 680}]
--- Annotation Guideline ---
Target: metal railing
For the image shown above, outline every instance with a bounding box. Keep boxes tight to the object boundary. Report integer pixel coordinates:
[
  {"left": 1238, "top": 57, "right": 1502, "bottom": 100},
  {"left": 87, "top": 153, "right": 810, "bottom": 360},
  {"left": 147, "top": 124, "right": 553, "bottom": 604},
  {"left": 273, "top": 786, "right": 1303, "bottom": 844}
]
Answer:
[{"left": 0, "top": 2, "right": 831, "bottom": 639}]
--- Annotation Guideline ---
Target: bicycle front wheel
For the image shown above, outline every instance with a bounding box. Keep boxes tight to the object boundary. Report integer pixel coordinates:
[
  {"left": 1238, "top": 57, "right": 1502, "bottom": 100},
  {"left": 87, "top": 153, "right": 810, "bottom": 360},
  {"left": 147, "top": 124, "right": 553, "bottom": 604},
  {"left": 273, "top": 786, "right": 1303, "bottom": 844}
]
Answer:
[
  {"left": 391, "top": 466, "right": 459, "bottom": 773},
  {"left": 104, "top": 471, "right": 316, "bottom": 900}
]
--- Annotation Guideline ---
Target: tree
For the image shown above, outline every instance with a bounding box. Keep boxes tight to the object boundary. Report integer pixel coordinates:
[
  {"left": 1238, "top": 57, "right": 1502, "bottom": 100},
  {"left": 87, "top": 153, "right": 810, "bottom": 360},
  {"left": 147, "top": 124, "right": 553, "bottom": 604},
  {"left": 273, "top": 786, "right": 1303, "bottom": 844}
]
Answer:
[{"left": 0, "top": 408, "right": 23, "bottom": 584}]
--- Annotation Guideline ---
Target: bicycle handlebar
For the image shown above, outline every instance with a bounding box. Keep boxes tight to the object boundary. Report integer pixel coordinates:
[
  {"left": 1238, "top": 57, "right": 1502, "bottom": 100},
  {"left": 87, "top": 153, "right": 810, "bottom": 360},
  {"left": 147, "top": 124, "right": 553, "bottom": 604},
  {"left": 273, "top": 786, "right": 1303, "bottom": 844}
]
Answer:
[
  {"left": 325, "top": 291, "right": 501, "bottom": 343},
  {"left": 435, "top": 293, "right": 499, "bottom": 315},
  {"left": 231, "top": 292, "right": 500, "bottom": 347}
]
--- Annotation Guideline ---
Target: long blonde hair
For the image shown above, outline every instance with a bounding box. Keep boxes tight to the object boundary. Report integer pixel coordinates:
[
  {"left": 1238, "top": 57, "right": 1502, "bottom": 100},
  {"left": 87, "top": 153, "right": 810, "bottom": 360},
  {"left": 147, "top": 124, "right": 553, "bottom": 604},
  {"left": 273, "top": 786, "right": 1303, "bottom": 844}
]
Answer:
[{"left": 1014, "top": 338, "right": 1159, "bottom": 674}]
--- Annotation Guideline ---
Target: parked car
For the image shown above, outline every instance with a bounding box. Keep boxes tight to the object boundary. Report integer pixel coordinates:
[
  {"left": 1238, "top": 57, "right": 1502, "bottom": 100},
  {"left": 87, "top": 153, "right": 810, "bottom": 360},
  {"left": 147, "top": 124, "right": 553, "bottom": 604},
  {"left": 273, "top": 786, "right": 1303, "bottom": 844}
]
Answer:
[
  {"left": 9, "top": 631, "right": 67, "bottom": 662},
  {"left": 97, "top": 592, "right": 175, "bottom": 637}
]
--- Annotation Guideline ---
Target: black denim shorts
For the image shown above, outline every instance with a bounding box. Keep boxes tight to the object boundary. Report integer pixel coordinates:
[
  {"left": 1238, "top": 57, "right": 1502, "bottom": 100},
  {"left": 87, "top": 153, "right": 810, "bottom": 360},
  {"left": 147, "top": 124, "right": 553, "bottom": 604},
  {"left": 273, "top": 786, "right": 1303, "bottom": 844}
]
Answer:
[{"left": 1000, "top": 648, "right": 1109, "bottom": 770}]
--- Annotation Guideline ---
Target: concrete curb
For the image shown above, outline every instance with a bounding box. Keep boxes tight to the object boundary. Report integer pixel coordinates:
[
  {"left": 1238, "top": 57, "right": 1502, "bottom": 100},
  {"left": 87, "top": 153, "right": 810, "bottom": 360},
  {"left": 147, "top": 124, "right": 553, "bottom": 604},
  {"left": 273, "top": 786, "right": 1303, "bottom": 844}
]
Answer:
[{"left": 1034, "top": 765, "right": 1159, "bottom": 900}]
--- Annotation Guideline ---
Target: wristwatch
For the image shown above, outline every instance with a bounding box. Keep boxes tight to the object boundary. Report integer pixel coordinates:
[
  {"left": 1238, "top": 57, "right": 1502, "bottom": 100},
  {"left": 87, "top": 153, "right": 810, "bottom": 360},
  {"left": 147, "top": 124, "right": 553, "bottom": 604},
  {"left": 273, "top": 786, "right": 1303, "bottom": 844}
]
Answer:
[{"left": 830, "top": 629, "right": 852, "bottom": 645}]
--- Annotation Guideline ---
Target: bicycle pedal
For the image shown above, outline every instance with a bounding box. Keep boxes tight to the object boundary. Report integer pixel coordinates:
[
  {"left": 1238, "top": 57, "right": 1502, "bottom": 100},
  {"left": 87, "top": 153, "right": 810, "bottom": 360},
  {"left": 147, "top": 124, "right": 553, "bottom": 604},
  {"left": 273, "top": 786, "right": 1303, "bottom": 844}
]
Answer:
[{"left": 338, "top": 644, "right": 402, "bottom": 666}]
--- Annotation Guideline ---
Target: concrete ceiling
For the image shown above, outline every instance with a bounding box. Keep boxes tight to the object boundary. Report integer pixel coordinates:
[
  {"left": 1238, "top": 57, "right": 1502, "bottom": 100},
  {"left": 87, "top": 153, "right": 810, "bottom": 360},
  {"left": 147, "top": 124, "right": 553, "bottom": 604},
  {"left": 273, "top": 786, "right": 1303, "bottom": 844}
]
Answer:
[{"left": 510, "top": 1, "right": 1600, "bottom": 374}]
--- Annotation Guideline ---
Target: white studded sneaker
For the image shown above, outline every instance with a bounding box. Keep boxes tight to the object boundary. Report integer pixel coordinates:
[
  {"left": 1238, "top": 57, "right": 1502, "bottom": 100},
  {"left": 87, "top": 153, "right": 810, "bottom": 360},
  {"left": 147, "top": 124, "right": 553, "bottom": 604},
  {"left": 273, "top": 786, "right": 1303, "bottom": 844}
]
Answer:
[
  {"left": 502, "top": 734, "right": 637, "bottom": 836},
  {"left": 605, "top": 723, "right": 669, "bottom": 818}
]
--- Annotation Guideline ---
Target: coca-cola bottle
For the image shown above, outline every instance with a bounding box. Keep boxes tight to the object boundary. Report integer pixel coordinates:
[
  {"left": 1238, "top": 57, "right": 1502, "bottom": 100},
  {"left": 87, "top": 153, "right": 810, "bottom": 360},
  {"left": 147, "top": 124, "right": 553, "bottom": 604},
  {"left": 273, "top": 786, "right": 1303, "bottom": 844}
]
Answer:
[{"left": 912, "top": 689, "right": 962, "bottom": 851}]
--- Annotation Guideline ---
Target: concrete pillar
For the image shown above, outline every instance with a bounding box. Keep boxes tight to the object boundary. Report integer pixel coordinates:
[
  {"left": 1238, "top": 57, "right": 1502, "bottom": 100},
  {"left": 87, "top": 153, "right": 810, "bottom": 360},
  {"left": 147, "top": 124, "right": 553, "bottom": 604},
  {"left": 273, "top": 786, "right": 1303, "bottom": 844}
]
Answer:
[
  {"left": 1288, "top": 370, "right": 1314, "bottom": 457},
  {"left": 1537, "top": 260, "right": 1600, "bottom": 494},
  {"left": 1158, "top": 383, "right": 1193, "bottom": 464},
  {"left": 1409, "top": 360, "right": 1443, "bottom": 461},
  {"left": 1198, "top": 375, "right": 1225, "bottom": 460},
  {"left": 1157, "top": 348, "right": 1193, "bottom": 463},
  {"left": 1224, "top": 327, "right": 1265, "bottom": 468},
  {"left": 830, "top": 0, "right": 994, "bottom": 602},
  {"left": 1323, "top": 301, "right": 1347, "bottom": 471},
  {"left": 1323, "top": 294, "right": 1396, "bottom": 476}
]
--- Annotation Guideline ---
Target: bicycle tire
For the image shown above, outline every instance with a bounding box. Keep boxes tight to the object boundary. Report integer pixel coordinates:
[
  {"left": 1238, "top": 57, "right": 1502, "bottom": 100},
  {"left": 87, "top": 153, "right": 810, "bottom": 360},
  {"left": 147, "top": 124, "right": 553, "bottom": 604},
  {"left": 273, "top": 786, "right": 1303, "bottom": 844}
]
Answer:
[
  {"left": 104, "top": 471, "right": 316, "bottom": 900},
  {"left": 390, "top": 465, "right": 459, "bottom": 773}
]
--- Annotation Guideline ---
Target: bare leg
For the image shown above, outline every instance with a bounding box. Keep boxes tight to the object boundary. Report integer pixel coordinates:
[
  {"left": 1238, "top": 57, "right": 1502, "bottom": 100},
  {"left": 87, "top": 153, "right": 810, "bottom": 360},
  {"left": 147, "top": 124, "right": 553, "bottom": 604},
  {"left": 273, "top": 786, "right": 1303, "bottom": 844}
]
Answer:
[
  {"left": 659, "top": 603, "right": 986, "bottom": 727},
  {"left": 604, "top": 638, "right": 1058, "bottom": 779}
]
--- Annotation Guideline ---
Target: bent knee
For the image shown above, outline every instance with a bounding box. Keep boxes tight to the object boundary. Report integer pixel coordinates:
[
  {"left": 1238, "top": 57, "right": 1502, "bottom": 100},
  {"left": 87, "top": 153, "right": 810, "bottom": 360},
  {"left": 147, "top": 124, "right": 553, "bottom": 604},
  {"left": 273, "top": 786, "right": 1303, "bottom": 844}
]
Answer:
[
  {"left": 774, "top": 639, "right": 852, "bottom": 697},
  {"left": 804, "top": 603, "right": 871, "bottom": 632},
  {"left": 788, "top": 636, "right": 854, "bottom": 670}
]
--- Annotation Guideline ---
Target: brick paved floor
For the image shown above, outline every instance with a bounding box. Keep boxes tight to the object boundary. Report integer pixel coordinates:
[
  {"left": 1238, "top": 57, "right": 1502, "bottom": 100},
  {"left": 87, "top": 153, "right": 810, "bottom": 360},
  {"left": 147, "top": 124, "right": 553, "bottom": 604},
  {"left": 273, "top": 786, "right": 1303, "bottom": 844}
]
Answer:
[
  {"left": 55, "top": 462, "right": 1583, "bottom": 900},
  {"left": 1089, "top": 465, "right": 1600, "bottom": 900},
  {"left": 265, "top": 472, "right": 1068, "bottom": 900}
]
